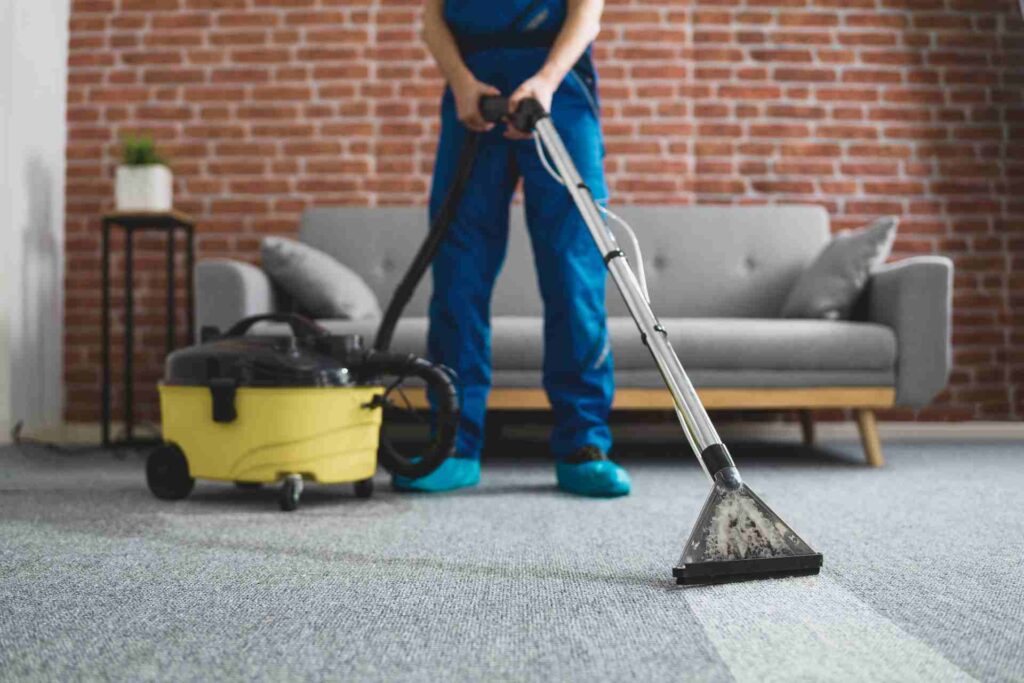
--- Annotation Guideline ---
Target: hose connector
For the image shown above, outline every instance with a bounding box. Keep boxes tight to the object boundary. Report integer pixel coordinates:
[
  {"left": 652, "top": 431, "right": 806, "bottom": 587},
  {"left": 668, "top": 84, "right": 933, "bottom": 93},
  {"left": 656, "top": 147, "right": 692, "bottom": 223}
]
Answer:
[{"left": 701, "top": 443, "right": 743, "bottom": 490}]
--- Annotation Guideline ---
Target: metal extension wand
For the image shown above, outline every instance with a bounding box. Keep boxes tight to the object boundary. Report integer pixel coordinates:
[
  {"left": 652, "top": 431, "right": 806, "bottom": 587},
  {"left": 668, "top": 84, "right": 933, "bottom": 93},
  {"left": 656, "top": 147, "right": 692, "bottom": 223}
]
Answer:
[{"left": 481, "top": 96, "right": 823, "bottom": 584}]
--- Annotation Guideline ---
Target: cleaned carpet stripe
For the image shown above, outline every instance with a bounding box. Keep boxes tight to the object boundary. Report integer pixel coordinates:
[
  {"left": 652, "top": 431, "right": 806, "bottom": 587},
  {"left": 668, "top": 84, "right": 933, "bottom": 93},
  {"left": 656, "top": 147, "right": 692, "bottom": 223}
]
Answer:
[{"left": 684, "top": 574, "right": 976, "bottom": 683}]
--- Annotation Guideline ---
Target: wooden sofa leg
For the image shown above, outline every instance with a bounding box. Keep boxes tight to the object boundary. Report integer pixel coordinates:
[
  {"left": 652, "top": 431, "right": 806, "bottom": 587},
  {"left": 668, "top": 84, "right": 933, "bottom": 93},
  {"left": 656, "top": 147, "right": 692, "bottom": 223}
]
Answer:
[
  {"left": 855, "top": 409, "right": 885, "bottom": 467},
  {"left": 798, "top": 410, "right": 815, "bottom": 446}
]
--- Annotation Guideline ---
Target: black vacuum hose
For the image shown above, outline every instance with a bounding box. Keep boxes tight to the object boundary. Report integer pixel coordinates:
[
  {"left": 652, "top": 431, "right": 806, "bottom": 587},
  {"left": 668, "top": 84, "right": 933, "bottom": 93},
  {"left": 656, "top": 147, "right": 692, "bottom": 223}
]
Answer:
[
  {"left": 373, "top": 133, "right": 481, "bottom": 352},
  {"left": 369, "top": 126, "right": 480, "bottom": 479},
  {"left": 357, "top": 351, "right": 459, "bottom": 480},
  {"left": 370, "top": 96, "right": 528, "bottom": 478},
  {"left": 373, "top": 96, "right": 514, "bottom": 352}
]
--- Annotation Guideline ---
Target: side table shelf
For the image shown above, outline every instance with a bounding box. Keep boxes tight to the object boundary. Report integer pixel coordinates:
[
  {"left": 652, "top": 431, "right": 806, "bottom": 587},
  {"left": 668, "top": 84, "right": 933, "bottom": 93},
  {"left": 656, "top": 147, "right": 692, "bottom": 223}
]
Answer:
[{"left": 101, "top": 210, "right": 195, "bottom": 448}]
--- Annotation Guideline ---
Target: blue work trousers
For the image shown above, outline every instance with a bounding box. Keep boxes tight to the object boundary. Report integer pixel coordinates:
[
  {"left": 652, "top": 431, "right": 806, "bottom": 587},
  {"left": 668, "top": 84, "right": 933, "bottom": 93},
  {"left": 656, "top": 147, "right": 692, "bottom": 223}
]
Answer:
[{"left": 427, "top": 49, "right": 614, "bottom": 461}]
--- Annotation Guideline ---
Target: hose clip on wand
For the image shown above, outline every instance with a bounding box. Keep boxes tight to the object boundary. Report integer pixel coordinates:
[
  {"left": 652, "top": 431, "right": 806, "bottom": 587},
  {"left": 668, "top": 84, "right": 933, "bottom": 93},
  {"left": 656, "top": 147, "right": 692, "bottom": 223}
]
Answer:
[{"left": 484, "top": 95, "right": 822, "bottom": 585}]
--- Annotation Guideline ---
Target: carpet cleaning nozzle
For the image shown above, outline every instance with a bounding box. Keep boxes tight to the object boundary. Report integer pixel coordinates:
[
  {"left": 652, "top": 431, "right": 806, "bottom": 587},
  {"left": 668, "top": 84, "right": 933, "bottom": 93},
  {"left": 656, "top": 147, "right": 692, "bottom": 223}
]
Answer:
[
  {"left": 483, "top": 95, "right": 824, "bottom": 585},
  {"left": 673, "top": 445, "right": 823, "bottom": 585}
]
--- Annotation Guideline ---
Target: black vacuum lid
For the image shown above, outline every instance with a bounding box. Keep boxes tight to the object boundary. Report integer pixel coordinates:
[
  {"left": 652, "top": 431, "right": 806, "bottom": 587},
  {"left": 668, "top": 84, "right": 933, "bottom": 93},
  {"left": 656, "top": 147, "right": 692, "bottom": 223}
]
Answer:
[{"left": 164, "top": 314, "right": 357, "bottom": 388}]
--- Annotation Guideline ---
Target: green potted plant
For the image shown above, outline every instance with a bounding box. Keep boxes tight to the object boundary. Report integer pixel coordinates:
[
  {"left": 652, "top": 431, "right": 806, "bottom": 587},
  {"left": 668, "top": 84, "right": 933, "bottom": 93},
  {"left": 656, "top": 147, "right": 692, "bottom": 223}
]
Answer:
[{"left": 116, "top": 134, "right": 172, "bottom": 211}]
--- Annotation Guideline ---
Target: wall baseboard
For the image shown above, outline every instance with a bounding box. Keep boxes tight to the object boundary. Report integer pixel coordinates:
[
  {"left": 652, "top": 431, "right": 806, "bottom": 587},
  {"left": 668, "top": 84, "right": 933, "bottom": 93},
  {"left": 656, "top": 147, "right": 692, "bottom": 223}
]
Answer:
[
  {"left": 9, "top": 421, "right": 160, "bottom": 446},
  {"left": 12, "top": 420, "right": 1024, "bottom": 448}
]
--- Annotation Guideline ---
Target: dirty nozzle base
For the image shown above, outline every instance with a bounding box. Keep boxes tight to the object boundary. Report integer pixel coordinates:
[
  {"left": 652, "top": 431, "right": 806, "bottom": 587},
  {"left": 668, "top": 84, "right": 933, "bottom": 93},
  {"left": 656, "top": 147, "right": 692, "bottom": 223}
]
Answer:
[
  {"left": 673, "top": 480, "right": 823, "bottom": 585},
  {"left": 674, "top": 555, "right": 823, "bottom": 585}
]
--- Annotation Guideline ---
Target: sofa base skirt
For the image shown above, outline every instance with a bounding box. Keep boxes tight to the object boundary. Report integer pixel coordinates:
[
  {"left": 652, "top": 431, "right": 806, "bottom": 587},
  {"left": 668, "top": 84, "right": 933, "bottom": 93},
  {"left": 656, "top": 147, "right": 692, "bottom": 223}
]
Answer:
[
  {"left": 386, "top": 369, "right": 897, "bottom": 409},
  {"left": 394, "top": 386, "right": 896, "bottom": 410}
]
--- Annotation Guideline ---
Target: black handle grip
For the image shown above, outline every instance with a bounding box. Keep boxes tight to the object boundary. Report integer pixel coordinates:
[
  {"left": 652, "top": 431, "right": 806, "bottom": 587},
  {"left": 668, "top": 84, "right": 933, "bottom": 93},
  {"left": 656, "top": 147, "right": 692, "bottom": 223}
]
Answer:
[
  {"left": 477, "top": 95, "right": 547, "bottom": 132},
  {"left": 479, "top": 95, "right": 510, "bottom": 123},
  {"left": 223, "top": 313, "right": 329, "bottom": 341}
]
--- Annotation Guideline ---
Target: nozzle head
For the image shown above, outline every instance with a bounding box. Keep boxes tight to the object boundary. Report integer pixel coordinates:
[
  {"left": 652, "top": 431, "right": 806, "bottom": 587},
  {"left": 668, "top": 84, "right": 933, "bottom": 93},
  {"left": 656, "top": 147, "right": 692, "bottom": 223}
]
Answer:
[{"left": 674, "top": 482, "right": 822, "bottom": 585}]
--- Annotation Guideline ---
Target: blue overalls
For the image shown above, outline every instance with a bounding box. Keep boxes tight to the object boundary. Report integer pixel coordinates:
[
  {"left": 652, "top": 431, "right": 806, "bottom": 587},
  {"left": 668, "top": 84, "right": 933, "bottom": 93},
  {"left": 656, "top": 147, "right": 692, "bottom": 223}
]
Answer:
[{"left": 396, "top": 0, "right": 628, "bottom": 496}]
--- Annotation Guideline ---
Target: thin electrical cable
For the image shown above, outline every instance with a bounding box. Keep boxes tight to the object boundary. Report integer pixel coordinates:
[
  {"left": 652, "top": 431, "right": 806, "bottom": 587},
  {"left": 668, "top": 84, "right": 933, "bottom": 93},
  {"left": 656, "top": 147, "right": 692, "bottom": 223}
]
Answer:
[
  {"left": 534, "top": 134, "right": 564, "bottom": 187},
  {"left": 602, "top": 206, "right": 650, "bottom": 302},
  {"left": 533, "top": 134, "right": 651, "bottom": 302}
]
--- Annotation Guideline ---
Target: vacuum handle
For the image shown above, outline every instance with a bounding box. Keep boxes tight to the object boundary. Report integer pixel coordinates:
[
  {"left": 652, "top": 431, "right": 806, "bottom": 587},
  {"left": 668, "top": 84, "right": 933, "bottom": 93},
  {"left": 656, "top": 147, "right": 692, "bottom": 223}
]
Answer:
[
  {"left": 478, "top": 95, "right": 547, "bottom": 133},
  {"left": 223, "top": 313, "right": 330, "bottom": 342},
  {"left": 479, "top": 95, "right": 509, "bottom": 124}
]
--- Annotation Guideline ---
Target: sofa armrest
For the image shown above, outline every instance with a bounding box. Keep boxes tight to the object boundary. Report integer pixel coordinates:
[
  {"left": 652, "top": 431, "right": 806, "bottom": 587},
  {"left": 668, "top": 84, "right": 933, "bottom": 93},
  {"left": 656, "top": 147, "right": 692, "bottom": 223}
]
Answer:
[
  {"left": 867, "top": 255, "right": 953, "bottom": 407},
  {"left": 194, "top": 258, "right": 276, "bottom": 339}
]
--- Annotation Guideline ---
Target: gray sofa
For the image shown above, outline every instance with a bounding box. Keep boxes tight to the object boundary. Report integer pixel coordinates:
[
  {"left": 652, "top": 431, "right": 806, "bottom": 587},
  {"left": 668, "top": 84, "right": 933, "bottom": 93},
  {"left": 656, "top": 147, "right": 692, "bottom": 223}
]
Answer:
[{"left": 196, "top": 205, "right": 953, "bottom": 465}]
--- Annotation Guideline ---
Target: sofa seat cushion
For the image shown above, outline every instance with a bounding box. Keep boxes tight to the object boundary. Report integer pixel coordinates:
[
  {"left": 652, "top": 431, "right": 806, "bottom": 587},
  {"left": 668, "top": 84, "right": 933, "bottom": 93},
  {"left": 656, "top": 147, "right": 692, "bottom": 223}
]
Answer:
[
  {"left": 613, "top": 317, "right": 896, "bottom": 373},
  {"left": 296, "top": 316, "right": 896, "bottom": 376}
]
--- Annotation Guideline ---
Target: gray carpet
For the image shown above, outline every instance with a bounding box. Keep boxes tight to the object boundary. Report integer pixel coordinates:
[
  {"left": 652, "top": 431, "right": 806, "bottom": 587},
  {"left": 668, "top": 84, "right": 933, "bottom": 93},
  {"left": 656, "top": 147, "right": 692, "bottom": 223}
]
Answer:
[{"left": 0, "top": 441, "right": 1022, "bottom": 682}]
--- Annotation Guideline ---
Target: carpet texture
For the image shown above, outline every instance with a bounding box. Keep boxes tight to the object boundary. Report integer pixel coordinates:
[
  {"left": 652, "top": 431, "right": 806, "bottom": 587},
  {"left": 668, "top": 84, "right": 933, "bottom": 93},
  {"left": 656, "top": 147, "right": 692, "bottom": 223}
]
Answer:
[{"left": 0, "top": 441, "right": 1021, "bottom": 682}]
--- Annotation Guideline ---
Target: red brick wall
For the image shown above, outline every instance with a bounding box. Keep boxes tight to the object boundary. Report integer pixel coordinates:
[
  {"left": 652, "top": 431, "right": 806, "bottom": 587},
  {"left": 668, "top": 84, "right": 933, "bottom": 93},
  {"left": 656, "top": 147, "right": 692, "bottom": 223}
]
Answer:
[{"left": 65, "top": 0, "right": 1023, "bottom": 424}]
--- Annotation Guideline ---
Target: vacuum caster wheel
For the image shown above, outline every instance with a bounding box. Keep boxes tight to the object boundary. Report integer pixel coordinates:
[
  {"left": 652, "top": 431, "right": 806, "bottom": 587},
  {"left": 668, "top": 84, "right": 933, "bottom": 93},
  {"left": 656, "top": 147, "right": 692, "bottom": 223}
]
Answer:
[
  {"left": 280, "top": 474, "right": 303, "bottom": 512},
  {"left": 146, "top": 444, "right": 194, "bottom": 501},
  {"left": 353, "top": 478, "right": 374, "bottom": 499},
  {"left": 235, "top": 482, "right": 262, "bottom": 490}
]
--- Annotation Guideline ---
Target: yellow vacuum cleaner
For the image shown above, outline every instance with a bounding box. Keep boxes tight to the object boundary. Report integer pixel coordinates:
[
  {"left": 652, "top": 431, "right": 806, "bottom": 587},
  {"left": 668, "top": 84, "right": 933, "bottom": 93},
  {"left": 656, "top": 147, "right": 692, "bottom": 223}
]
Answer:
[{"left": 148, "top": 313, "right": 457, "bottom": 511}]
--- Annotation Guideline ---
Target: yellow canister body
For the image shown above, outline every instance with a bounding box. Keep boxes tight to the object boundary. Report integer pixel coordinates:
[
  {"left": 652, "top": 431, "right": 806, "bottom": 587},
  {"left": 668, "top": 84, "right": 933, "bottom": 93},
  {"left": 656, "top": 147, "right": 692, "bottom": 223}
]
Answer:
[{"left": 159, "top": 384, "right": 383, "bottom": 484}]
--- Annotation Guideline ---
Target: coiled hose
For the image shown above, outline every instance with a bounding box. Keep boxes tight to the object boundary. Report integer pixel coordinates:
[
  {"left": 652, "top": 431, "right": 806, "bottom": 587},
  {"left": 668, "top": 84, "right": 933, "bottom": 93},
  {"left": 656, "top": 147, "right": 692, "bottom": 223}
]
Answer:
[{"left": 356, "top": 350, "right": 459, "bottom": 480}]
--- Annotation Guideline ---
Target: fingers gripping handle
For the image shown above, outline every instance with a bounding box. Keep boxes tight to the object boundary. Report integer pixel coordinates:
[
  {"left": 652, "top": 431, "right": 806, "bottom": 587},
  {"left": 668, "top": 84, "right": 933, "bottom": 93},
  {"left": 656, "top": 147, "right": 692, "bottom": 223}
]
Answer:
[
  {"left": 478, "top": 95, "right": 547, "bottom": 132},
  {"left": 478, "top": 95, "right": 510, "bottom": 124}
]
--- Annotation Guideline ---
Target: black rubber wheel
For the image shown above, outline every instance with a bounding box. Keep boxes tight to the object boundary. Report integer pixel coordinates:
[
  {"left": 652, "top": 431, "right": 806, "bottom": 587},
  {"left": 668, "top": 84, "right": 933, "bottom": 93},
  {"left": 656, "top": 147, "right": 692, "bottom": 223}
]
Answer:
[
  {"left": 279, "top": 476, "right": 301, "bottom": 512},
  {"left": 146, "top": 444, "right": 194, "bottom": 501},
  {"left": 353, "top": 478, "right": 374, "bottom": 499},
  {"left": 234, "top": 482, "right": 262, "bottom": 490}
]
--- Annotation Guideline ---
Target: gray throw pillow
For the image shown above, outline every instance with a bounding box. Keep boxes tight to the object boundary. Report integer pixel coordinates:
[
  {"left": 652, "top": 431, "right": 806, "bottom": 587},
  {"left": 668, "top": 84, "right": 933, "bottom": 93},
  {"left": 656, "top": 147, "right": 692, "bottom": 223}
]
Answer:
[
  {"left": 261, "top": 236, "right": 381, "bottom": 320},
  {"left": 781, "top": 216, "right": 898, "bottom": 320}
]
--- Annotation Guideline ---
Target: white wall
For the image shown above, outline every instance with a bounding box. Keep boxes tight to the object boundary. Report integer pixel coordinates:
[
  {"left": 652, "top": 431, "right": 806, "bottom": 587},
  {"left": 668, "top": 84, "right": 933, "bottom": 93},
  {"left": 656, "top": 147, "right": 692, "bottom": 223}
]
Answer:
[{"left": 0, "top": 0, "right": 69, "bottom": 439}]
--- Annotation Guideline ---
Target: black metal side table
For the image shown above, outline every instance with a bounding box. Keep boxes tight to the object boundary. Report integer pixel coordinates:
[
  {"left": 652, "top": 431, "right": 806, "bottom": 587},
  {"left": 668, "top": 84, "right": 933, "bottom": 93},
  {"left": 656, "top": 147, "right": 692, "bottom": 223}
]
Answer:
[{"left": 101, "top": 210, "right": 195, "bottom": 447}]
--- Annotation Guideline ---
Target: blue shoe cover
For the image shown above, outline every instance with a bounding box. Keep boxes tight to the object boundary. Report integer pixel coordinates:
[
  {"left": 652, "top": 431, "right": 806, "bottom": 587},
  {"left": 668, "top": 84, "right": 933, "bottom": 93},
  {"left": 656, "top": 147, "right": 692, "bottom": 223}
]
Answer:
[
  {"left": 556, "top": 459, "right": 631, "bottom": 498},
  {"left": 392, "top": 457, "right": 480, "bottom": 493}
]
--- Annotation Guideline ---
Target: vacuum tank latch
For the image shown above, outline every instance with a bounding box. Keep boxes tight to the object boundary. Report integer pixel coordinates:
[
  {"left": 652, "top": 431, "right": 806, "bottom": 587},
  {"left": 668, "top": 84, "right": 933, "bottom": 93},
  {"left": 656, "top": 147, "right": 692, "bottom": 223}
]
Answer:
[{"left": 209, "top": 378, "right": 238, "bottom": 424}]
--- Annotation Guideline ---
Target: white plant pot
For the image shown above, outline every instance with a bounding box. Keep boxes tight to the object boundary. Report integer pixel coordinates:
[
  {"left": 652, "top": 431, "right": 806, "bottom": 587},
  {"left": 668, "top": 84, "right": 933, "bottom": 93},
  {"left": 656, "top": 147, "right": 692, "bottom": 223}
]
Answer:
[{"left": 115, "top": 165, "right": 172, "bottom": 212}]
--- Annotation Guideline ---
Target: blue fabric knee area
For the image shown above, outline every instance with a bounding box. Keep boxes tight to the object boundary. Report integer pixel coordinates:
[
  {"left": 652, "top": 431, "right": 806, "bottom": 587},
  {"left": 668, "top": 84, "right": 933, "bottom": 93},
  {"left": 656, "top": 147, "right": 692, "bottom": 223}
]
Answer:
[
  {"left": 392, "top": 458, "right": 481, "bottom": 493},
  {"left": 556, "top": 460, "right": 631, "bottom": 498}
]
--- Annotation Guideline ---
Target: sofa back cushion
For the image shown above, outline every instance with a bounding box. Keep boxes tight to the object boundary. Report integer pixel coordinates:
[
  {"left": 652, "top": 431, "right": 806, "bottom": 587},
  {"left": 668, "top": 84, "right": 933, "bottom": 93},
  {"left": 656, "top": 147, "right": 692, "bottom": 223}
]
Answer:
[{"left": 299, "top": 204, "right": 830, "bottom": 318}]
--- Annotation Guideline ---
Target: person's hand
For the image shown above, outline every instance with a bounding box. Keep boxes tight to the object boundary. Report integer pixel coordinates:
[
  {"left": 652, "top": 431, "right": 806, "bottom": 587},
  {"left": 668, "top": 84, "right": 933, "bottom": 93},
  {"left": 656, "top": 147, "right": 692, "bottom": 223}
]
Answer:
[
  {"left": 451, "top": 74, "right": 501, "bottom": 132},
  {"left": 505, "top": 72, "right": 558, "bottom": 140}
]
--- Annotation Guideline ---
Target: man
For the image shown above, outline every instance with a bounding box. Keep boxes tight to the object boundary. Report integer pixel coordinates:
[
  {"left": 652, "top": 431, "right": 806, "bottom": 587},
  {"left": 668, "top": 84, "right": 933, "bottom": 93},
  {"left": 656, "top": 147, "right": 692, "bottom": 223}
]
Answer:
[{"left": 394, "top": 0, "right": 630, "bottom": 497}]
